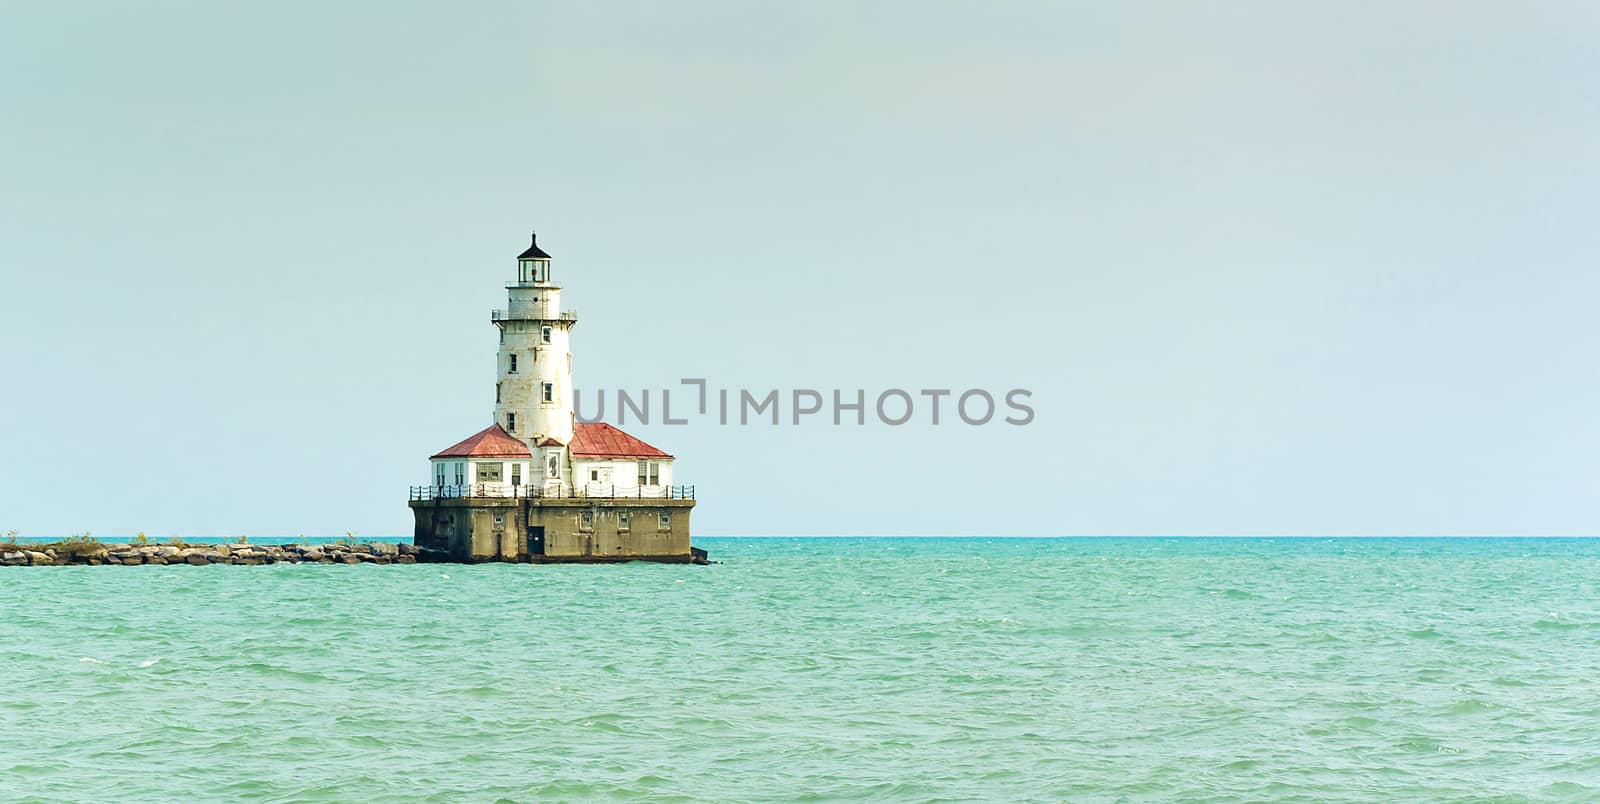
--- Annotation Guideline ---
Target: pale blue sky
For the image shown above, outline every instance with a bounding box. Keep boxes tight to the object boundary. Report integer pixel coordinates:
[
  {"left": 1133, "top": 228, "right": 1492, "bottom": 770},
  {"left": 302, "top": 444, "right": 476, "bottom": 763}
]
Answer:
[{"left": 2, "top": 2, "right": 1597, "bottom": 536}]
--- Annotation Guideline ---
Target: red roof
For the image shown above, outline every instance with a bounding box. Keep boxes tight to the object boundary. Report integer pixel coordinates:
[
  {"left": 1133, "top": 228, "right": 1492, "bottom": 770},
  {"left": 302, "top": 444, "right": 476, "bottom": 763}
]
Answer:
[
  {"left": 431, "top": 424, "right": 531, "bottom": 459},
  {"left": 569, "top": 422, "right": 672, "bottom": 459},
  {"left": 536, "top": 436, "right": 565, "bottom": 447}
]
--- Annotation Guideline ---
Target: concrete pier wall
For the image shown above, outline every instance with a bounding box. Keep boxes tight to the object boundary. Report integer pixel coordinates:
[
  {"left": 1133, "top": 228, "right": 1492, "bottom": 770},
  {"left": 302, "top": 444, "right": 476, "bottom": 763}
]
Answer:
[{"left": 409, "top": 497, "right": 696, "bottom": 563}]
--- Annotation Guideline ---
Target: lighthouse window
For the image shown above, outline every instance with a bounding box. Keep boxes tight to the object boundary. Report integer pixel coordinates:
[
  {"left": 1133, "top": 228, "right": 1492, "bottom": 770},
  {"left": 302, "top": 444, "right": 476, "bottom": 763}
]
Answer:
[
  {"left": 638, "top": 460, "right": 660, "bottom": 486},
  {"left": 618, "top": 511, "right": 631, "bottom": 531},
  {"left": 579, "top": 511, "right": 594, "bottom": 532},
  {"left": 435, "top": 464, "right": 445, "bottom": 487},
  {"left": 508, "top": 354, "right": 518, "bottom": 373},
  {"left": 542, "top": 382, "right": 554, "bottom": 403},
  {"left": 658, "top": 512, "right": 672, "bottom": 530},
  {"left": 495, "top": 383, "right": 501, "bottom": 404},
  {"left": 455, "top": 462, "right": 465, "bottom": 485},
  {"left": 541, "top": 326, "right": 552, "bottom": 343},
  {"left": 507, "top": 412, "right": 516, "bottom": 431}
]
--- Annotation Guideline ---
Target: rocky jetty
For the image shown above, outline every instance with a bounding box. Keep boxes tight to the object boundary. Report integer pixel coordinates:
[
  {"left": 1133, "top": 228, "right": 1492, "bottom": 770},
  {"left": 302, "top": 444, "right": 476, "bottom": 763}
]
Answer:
[{"left": 0, "top": 541, "right": 432, "bottom": 567}]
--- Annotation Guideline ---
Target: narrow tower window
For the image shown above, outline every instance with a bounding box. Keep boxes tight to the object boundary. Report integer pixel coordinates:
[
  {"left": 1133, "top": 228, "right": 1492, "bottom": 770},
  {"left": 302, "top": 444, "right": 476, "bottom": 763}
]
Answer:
[
  {"left": 507, "top": 412, "right": 516, "bottom": 431},
  {"left": 508, "top": 354, "right": 518, "bottom": 373},
  {"left": 542, "top": 382, "right": 554, "bottom": 403},
  {"left": 541, "top": 326, "right": 552, "bottom": 343}
]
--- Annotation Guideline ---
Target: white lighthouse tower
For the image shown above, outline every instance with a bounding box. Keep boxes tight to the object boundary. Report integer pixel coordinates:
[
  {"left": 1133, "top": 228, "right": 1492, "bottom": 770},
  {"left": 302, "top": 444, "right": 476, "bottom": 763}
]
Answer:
[{"left": 493, "top": 233, "right": 576, "bottom": 449}]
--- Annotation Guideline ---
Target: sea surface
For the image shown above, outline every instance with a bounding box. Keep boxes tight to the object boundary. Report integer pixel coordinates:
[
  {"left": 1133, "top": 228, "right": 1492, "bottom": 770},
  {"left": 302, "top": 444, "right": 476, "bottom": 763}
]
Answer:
[{"left": 4, "top": 536, "right": 1600, "bottom": 802}]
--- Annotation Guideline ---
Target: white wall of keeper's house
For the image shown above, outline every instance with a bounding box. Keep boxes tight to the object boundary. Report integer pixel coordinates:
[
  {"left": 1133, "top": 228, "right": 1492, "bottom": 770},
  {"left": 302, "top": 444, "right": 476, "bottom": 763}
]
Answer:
[
  {"left": 429, "top": 458, "right": 535, "bottom": 488},
  {"left": 572, "top": 457, "right": 674, "bottom": 490},
  {"left": 429, "top": 456, "right": 671, "bottom": 497}
]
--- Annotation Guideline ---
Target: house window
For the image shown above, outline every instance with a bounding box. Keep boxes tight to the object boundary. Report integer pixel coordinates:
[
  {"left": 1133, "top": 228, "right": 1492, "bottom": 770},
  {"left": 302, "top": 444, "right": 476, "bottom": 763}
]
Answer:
[
  {"left": 658, "top": 512, "right": 671, "bottom": 530},
  {"left": 542, "top": 382, "right": 554, "bottom": 403},
  {"left": 511, "top": 463, "right": 522, "bottom": 487},
  {"left": 618, "top": 511, "right": 631, "bottom": 531},
  {"left": 478, "top": 462, "right": 503, "bottom": 483},
  {"left": 638, "top": 460, "right": 660, "bottom": 486},
  {"left": 541, "top": 326, "right": 552, "bottom": 343},
  {"left": 547, "top": 453, "right": 561, "bottom": 479},
  {"left": 435, "top": 464, "right": 445, "bottom": 487},
  {"left": 579, "top": 511, "right": 594, "bottom": 531},
  {"left": 454, "top": 462, "right": 465, "bottom": 485},
  {"left": 507, "top": 412, "right": 516, "bottom": 431},
  {"left": 590, "top": 469, "right": 601, "bottom": 482},
  {"left": 508, "top": 354, "right": 518, "bottom": 373}
]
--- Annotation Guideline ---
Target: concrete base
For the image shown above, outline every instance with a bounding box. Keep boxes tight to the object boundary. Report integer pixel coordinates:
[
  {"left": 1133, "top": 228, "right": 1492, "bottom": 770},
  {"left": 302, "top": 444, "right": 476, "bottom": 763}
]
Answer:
[{"left": 408, "top": 496, "right": 698, "bottom": 564}]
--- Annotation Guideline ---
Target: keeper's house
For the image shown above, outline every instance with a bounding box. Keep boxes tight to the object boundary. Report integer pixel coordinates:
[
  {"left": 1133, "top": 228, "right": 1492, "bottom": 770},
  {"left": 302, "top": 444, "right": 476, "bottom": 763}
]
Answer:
[{"left": 409, "top": 234, "right": 700, "bottom": 563}]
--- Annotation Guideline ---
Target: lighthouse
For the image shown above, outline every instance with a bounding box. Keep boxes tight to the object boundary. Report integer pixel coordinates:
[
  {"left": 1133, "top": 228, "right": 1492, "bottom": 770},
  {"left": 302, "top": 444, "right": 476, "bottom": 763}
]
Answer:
[
  {"left": 408, "top": 233, "right": 701, "bottom": 564},
  {"left": 494, "top": 233, "right": 575, "bottom": 448}
]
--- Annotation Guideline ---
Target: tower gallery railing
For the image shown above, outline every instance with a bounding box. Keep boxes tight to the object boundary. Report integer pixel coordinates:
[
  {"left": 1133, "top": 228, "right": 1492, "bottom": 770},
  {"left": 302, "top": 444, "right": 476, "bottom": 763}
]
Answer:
[
  {"left": 490, "top": 308, "right": 579, "bottom": 323},
  {"left": 409, "top": 484, "right": 695, "bottom": 502}
]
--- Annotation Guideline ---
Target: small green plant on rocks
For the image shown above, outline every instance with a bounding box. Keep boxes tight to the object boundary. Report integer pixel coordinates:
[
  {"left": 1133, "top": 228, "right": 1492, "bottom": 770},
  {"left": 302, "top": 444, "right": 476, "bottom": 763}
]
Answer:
[
  {"left": 133, "top": 532, "right": 149, "bottom": 546},
  {"left": 237, "top": 534, "right": 249, "bottom": 545},
  {"left": 55, "top": 533, "right": 103, "bottom": 559},
  {"left": 341, "top": 532, "right": 358, "bottom": 547}
]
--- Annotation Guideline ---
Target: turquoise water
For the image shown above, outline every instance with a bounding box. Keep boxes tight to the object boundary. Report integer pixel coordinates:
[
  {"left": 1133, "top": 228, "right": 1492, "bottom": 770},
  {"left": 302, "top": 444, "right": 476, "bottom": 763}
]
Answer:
[{"left": 4, "top": 537, "right": 1600, "bottom": 801}]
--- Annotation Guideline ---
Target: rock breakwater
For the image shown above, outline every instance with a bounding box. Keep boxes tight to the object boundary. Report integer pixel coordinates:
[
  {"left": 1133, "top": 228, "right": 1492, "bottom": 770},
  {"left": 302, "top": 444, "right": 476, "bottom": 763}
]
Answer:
[{"left": 0, "top": 541, "right": 429, "bottom": 567}]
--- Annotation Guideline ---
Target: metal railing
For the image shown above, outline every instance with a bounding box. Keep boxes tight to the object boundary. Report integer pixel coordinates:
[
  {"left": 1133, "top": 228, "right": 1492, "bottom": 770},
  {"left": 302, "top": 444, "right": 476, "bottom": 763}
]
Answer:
[
  {"left": 490, "top": 308, "right": 578, "bottom": 323},
  {"left": 410, "top": 484, "right": 695, "bottom": 501}
]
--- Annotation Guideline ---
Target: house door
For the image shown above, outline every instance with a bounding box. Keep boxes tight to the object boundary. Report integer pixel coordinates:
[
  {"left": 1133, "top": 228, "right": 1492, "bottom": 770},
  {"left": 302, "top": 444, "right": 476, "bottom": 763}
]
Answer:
[{"left": 527, "top": 525, "right": 545, "bottom": 556}]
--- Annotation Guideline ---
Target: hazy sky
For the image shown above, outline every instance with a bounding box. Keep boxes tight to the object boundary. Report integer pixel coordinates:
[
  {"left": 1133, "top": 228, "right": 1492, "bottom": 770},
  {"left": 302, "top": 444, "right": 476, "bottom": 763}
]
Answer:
[{"left": 2, "top": 2, "right": 1597, "bottom": 536}]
